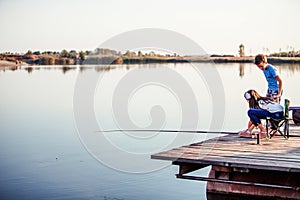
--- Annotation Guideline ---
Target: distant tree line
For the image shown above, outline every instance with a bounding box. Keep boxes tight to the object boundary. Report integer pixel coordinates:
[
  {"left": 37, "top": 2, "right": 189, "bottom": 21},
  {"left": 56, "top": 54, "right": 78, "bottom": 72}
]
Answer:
[
  {"left": 269, "top": 51, "right": 300, "bottom": 57},
  {"left": 22, "top": 49, "right": 88, "bottom": 59},
  {"left": 0, "top": 49, "right": 90, "bottom": 65}
]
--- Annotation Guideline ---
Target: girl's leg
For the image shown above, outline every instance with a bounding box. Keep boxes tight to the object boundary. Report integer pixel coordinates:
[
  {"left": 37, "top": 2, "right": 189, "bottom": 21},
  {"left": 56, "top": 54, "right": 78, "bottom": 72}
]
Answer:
[
  {"left": 247, "top": 109, "right": 270, "bottom": 126},
  {"left": 247, "top": 109, "right": 270, "bottom": 138},
  {"left": 248, "top": 120, "right": 253, "bottom": 129},
  {"left": 257, "top": 123, "right": 266, "bottom": 132}
]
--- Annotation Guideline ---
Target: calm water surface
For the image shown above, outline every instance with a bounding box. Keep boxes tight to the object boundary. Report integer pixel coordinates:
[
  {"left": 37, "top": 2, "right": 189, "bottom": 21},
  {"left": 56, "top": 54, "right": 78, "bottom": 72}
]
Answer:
[{"left": 0, "top": 63, "right": 299, "bottom": 199}]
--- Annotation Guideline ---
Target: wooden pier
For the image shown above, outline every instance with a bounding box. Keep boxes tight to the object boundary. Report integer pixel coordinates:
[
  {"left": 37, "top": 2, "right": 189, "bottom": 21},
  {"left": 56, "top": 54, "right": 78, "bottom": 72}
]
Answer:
[{"left": 151, "top": 125, "right": 300, "bottom": 199}]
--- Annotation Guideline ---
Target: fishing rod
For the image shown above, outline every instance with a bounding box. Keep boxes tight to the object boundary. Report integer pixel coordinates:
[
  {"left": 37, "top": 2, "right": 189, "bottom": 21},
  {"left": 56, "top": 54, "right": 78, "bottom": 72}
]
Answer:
[
  {"left": 96, "top": 129, "right": 238, "bottom": 135},
  {"left": 95, "top": 129, "right": 300, "bottom": 137}
]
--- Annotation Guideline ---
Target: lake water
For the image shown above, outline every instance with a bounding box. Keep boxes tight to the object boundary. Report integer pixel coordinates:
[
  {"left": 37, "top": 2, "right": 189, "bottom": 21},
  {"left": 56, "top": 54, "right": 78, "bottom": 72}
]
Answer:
[{"left": 0, "top": 63, "right": 299, "bottom": 199}]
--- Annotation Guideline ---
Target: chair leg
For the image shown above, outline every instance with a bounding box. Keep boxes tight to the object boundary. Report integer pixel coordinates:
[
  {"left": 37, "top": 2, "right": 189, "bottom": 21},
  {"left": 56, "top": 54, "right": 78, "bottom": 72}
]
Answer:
[
  {"left": 268, "top": 120, "right": 286, "bottom": 139},
  {"left": 266, "top": 118, "right": 288, "bottom": 140}
]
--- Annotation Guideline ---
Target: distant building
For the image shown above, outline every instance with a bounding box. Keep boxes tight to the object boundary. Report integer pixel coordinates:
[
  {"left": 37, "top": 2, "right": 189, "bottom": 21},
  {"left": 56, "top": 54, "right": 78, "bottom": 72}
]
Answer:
[{"left": 239, "top": 44, "right": 245, "bottom": 57}]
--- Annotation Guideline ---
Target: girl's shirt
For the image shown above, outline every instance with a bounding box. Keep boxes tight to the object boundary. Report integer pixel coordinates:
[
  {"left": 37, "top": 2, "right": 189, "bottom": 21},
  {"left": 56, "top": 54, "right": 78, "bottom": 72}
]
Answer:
[{"left": 258, "top": 99, "right": 283, "bottom": 113}]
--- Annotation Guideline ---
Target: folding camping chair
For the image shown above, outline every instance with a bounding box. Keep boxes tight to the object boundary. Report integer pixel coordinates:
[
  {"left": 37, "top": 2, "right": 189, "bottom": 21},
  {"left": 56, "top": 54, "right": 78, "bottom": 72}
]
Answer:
[{"left": 266, "top": 99, "right": 290, "bottom": 139}]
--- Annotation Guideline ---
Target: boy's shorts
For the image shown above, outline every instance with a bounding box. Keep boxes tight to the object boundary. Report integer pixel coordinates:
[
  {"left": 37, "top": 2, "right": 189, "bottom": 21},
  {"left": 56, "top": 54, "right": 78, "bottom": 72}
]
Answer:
[{"left": 267, "top": 89, "right": 281, "bottom": 102}]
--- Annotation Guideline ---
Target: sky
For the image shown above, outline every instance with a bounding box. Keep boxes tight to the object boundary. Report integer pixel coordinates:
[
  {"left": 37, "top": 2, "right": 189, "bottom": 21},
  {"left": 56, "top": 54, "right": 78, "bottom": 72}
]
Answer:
[{"left": 0, "top": 0, "right": 299, "bottom": 55}]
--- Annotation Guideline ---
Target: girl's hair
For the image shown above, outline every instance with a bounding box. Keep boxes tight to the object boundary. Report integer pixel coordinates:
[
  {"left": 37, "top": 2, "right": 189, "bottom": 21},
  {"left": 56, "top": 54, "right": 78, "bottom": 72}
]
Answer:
[
  {"left": 244, "top": 89, "right": 273, "bottom": 108},
  {"left": 254, "top": 54, "right": 267, "bottom": 65}
]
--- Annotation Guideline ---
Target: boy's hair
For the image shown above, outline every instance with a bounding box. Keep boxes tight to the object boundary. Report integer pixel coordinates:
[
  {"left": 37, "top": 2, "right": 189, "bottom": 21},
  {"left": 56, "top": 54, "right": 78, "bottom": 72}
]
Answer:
[{"left": 254, "top": 54, "right": 267, "bottom": 65}]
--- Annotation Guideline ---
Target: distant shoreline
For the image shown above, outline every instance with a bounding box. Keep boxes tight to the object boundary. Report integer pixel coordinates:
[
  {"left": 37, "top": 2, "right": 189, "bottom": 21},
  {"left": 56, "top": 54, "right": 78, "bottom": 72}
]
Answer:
[
  {"left": 2, "top": 47, "right": 300, "bottom": 66},
  {"left": 81, "top": 56, "right": 300, "bottom": 65},
  {"left": 85, "top": 56, "right": 300, "bottom": 65},
  {"left": 1, "top": 56, "right": 300, "bottom": 69}
]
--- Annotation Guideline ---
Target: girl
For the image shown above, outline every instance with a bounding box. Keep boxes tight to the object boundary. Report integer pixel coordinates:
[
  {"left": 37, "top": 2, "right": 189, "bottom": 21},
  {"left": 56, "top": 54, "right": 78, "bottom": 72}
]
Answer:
[{"left": 239, "top": 89, "right": 283, "bottom": 138}]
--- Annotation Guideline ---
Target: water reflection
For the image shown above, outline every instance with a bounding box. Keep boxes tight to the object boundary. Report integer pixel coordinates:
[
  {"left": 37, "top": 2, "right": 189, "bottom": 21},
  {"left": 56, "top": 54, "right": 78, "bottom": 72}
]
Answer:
[
  {"left": 277, "top": 63, "right": 300, "bottom": 74},
  {"left": 0, "top": 65, "right": 21, "bottom": 72},
  {"left": 25, "top": 67, "right": 33, "bottom": 74},
  {"left": 62, "top": 66, "right": 76, "bottom": 74},
  {"left": 1, "top": 63, "right": 300, "bottom": 76},
  {"left": 239, "top": 63, "right": 245, "bottom": 77}
]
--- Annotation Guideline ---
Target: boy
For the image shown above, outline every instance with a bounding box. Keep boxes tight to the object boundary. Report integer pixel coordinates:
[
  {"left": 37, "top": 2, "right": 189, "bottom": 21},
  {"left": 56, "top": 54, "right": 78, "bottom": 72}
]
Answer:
[{"left": 254, "top": 54, "right": 283, "bottom": 102}]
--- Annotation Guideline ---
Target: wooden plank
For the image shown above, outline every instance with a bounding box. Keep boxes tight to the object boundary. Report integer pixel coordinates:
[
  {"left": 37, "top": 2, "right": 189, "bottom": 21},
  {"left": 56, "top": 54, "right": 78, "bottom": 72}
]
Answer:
[
  {"left": 177, "top": 154, "right": 300, "bottom": 172},
  {"left": 177, "top": 142, "right": 300, "bottom": 155},
  {"left": 153, "top": 151, "right": 300, "bottom": 169},
  {"left": 169, "top": 140, "right": 300, "bottom": 157},
  {"left": 155, "top": 149, "right": 300, "bottom": 165},
  {"left": 155, "top": 143, "right": 300, "bottom": 163},
  {"left": 153, "top": 140, "right": 300, "bottom": 160},
  {"left": 169, "top": 147, "right": 300, "bottom": 162},
  {"left": 172, "top": 157, "right": 300, "bottom": 172},
  {"left": 185, "top": 142, "right": 300, "bottom": 152}
]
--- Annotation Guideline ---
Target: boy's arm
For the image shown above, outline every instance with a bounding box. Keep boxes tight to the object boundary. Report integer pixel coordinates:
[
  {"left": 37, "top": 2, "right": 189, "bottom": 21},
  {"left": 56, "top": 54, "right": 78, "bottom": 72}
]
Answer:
[{"left": 275, "top": 75, "right": 283, "bottom": 99}]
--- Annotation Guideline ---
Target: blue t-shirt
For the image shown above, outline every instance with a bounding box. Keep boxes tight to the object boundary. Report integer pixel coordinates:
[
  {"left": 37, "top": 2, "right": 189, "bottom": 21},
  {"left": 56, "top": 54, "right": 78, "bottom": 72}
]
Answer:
[{"left": 263, "top": 64, "right": 279, "bottom": 91}]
